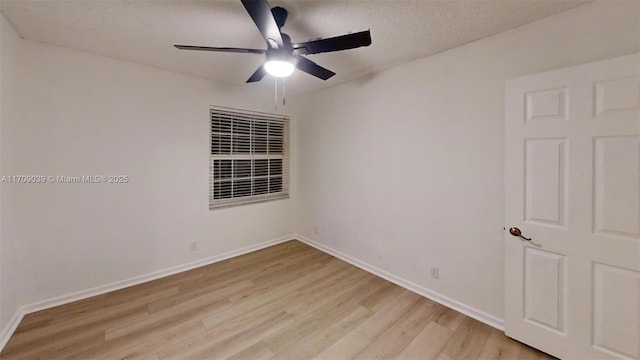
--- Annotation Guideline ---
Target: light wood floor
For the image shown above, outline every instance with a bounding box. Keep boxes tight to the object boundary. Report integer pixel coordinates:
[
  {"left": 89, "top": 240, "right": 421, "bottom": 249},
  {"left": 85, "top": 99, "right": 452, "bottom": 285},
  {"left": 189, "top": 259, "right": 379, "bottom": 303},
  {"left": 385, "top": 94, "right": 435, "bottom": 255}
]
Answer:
[{"left": 0, "top": 240, "right": 555, "bottom": 360}]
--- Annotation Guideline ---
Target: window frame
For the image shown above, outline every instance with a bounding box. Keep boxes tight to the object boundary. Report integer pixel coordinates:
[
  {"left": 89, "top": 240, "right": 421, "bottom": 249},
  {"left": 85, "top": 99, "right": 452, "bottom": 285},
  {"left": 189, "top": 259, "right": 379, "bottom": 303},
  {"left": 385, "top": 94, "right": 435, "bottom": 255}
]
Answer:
[{"left": 209, "top": 106, "right": 289, "bottom": 209}]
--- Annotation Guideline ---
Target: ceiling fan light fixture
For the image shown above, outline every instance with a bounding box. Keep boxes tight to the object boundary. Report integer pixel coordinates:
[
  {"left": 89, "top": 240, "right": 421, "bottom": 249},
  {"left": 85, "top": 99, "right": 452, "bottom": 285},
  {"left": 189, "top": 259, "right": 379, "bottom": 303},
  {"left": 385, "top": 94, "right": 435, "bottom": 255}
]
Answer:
[
  {"left": 175, "top": 1, "right": 371, "bottom": 83},
  {"left": 264, "top": 59, "right": 295, "bottom": 77}
]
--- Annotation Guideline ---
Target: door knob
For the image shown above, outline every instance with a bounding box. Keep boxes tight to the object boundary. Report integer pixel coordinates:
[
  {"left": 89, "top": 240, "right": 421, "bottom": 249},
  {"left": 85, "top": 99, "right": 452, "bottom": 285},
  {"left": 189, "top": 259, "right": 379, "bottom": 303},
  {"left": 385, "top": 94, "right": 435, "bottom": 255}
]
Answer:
[{"left": 509, "top": 227, "right": 532, "bottom": 241}]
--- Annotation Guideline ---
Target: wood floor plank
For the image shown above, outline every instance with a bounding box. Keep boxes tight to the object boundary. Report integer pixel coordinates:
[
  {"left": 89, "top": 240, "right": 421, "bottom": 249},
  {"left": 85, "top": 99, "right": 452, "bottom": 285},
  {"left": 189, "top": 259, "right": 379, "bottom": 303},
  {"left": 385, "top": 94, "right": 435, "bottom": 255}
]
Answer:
[
  {"left": 200, "top": 258, "right": 356, "bottom": 330},
  {"left": 432, "top": 306, "right": 466, "bottom": 332},
  {"left": 359, "top": 280, "right": 405, "bottom": 312},
  {"left": 226, "top": 260, "right": 326, "bottom": 305},
  {"left": 68, "top": 319, "right": 206, "bottom": 360},
  {"left": 145, "top": 279, "right": 252, "bottom": 314},
  {"left": 1, "top": 304, "right": 147, "bottom": 356},
  {"left": 263, "top": 276, "right": 388, "bottom": 354},
  {"left": 104, "top": 294, "right": 229, "bottom": 342},
  {"left": 398, "top": 321, "right": 454, "bottom": 360},
  {"left": 272, "top": 305, "right": 372, "bottom": 359},
  {"left": 354, "top": 298, "right": 441, "bottom": 359},
  {"left": 249, "top": 249, "right": 334, "bottom": 285},
  {"left": 175, "top": 243, "right": 318, "bottom": 299},
  {"left": 10, "top": 313, "right": 51, "bottom": 334},
  {"left": 355, "top": 289, "right": 422, "bottom": 340},
  {"left": 478, "top": 328, "right": 523, "bottom": 359},
  {"left": 436, "top": 353, "right": 456, "bottom": 360},
  {"left": 517, "top": 341, "right": 558, "bottom": 360},
  {"left": 48, "top": 286, "right": 181, "bottom": 324},
  {"left": 0, "top": 241, "right": 555, "bottom": 360},
  {"left": 441, "top": 316, "right": 493, "bottom": 360},
  {"left": 19, "top": 329, "right": 106, "bottom": 360},
  {"left": 157, "top": 310, "right": 295, "bottom": 359},
  {"left": 183, "top": 312, "right": 295, "bottom": 360},
  {"left": 314, "top": 329, "right": 372, "bottom": 360},
  {"left": 228, "top": 341, "right": 274, "bottom": 360},
  {"left": 283, "top": 267, "right": 372, "bottom": 318}
]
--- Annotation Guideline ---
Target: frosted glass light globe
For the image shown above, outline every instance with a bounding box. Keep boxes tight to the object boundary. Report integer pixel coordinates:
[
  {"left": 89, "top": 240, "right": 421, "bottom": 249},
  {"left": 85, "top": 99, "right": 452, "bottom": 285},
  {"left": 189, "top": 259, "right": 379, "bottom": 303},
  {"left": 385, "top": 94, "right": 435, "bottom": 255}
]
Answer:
[{"left": 264, "top": 60, "right": 295, "bottom": 77}]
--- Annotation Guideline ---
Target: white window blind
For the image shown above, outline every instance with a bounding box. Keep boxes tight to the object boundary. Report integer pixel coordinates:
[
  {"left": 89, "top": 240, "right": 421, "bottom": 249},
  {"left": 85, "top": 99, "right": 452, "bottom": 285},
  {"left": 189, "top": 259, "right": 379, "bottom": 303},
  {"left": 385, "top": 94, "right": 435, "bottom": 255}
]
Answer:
[{"left": 209, "top": 106, "right": 289, "bottom": 209}]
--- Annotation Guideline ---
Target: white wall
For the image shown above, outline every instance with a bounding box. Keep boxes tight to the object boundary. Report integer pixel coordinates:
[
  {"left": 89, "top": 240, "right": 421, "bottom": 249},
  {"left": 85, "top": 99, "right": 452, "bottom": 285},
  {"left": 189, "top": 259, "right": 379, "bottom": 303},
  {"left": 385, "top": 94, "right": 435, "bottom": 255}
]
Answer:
[
  {"left": 0, "top": 14, "right": 5, "bottom": 331},
  {"left": 0, "top": 14, "right": 32, "bottom": 332},
  {"left": 0, "top": 20, "right": 295, "bottom": 332},
  {"left": 1, "top": 0, "right": 638, "bottom": 337},
  {"left": 0, "top": 12, "right": 4, "bottom": 332},
  {"left": 293, "top": 0, "right": 640, "bottom": 320}
]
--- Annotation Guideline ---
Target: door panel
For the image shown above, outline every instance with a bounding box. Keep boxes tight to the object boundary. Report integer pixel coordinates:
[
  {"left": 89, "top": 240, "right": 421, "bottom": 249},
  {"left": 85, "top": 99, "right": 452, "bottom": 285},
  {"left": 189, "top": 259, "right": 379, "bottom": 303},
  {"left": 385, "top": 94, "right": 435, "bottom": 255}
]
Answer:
[
  {"left": 523, "top": 247, "right": 567, "bottom": 334},
  {"left": 505, "top": 53, "right": 640, "bottom": 359},
  {"left": 524, "top": 138, "right": 568, "bottom": 227},
  {"left": 593, "top": 136, "right": 640, "bottom": 238},
  {"left": 525, "top": 87, "right": 569, "bottom": 123},
  {"left": 592, "top": 264, "right": 640, "bottom": 359},
  {"left": 595, "top": 76, "right": 640, "bottom": 117}
]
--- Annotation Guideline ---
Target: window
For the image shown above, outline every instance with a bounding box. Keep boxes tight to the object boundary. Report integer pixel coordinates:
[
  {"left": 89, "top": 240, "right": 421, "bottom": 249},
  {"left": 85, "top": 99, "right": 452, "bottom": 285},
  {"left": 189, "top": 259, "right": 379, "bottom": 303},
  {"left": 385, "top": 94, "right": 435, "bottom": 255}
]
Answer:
[{"left": 210, "top": 106, "right": 289, "bottom": 209}]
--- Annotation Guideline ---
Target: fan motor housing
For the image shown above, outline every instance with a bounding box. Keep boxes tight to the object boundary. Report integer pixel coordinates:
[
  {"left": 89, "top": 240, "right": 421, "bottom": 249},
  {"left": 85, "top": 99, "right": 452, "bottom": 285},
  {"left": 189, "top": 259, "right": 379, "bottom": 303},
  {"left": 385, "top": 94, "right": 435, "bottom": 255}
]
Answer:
[{"left": 271, "top": 6, "right": 288, "bottom": 28}]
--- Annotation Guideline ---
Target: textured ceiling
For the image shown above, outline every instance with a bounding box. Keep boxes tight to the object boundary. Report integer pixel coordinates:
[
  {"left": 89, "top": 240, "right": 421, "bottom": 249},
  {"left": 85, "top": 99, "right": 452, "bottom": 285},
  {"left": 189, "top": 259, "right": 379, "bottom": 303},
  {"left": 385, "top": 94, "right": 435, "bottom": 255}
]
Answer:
[{"left": 0, "top": 0, "right": 588, "bottom": 97}]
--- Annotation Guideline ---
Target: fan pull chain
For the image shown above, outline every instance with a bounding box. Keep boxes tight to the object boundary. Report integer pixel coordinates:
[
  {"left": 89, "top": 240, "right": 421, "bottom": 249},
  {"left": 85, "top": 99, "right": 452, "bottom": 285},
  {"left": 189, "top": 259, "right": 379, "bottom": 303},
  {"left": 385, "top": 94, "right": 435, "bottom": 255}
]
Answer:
[
  {"left": 282, "top": 78, "right": 286, "bottom": 106},
  {"left": 274, "top": 78, "right": 278, "bottom": 111}
]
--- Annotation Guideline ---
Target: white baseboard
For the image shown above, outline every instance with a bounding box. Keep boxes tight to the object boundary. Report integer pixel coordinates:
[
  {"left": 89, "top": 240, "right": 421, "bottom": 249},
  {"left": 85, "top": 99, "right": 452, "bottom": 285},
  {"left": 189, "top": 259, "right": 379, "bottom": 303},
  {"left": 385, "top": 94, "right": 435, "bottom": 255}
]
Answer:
[
  {"left": 1, "top": 233, "right": 505, "bottom": 353},
  {"left": 0, "top": 307, "right": 24, "bottom": 353},
  {"left": 0, "top": 234, "right": 295, "bottom": 352},
  {"left": 295, "top": 234, "right": 505, "bottom": 331}
]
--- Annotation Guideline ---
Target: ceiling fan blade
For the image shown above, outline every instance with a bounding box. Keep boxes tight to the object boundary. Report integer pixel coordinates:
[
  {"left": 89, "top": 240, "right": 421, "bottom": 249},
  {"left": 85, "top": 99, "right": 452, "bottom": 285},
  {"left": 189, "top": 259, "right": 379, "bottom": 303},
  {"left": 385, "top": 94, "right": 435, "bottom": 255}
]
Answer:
[
  {"left": 241, "top": 0, "right": 284, "bottom": 49},
  {"left": 174, "top": 45, "right": 266, "bottom": 54},
  {"left": 293, "top": 30, "right": 371, "bottom": 55},
  {"left": 246, "top": 64, "right": 266, "bottom": 83},
  {"left": 295, "top": 56, "right": 335, "bottom": 80}
]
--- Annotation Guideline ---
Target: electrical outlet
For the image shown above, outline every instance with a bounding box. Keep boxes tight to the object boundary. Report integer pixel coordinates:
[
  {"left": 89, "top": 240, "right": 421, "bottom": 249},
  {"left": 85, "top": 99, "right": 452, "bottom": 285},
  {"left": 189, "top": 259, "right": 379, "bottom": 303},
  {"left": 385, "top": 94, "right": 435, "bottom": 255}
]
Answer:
[
  {"left": 190, "top": 242, "right": 198, "bottom": 252},
  {"left": 376, "top": 246, "right": 384, "bottom": 259},
  {"left": 314, "top": 226, "right": 319, "bottom": 234},
  {"left": 430, "top": 267, "right": 439, "bottom": 279}
]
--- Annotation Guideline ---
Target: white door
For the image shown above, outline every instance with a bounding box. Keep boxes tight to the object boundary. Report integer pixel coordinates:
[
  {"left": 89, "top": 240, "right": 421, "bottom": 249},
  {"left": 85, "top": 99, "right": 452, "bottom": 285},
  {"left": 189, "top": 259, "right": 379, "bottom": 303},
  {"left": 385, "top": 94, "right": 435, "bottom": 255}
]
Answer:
[{"left": 505, "top": 53, "right": 640, "bottom": 359}]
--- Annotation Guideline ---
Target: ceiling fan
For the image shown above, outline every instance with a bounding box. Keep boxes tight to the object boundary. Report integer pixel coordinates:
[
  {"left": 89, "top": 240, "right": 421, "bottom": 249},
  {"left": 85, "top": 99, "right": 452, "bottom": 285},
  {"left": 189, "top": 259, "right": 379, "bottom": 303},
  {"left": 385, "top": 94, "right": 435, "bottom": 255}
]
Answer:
[{"left": 174, "top": 0, "right": 372, "bottom": 83}]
